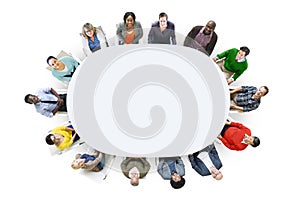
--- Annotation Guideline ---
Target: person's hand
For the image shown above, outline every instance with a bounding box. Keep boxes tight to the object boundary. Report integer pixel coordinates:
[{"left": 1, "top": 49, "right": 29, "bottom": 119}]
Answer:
[
  {"left": 57, "top": 98, "right": 64, "bottom": 106},
  {"left": 225, "top": 120, "right": 231, "bottom": 125},
  {"left": 212, "top": 57, "right": 218, "bottom": 63},
  {"left": 227, "top": 78, "right": 233, "bottom": 85},
  {"left": 230, "top": 104, "right": 235, "bottom": 109},
  {"left": 217, "top": 135, "right": 222, "bottom": 139}
]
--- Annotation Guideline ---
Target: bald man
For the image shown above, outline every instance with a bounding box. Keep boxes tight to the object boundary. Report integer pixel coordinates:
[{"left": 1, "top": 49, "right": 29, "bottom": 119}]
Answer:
[{"left": 184, "top": 20, "right": 218, "bottom": 56}]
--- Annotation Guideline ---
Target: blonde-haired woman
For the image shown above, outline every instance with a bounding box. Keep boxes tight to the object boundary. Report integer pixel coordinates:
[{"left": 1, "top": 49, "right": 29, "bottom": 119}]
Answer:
[
  {"left": 81, "top": 23, "right": 109, "bottom": 56},
  {"left": 71, "top": 150, "right": 106, "bottom": 172}
]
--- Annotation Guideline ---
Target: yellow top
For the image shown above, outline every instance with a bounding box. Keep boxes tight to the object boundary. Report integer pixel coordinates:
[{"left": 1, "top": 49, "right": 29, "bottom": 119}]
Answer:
[{"left": 51, "top": 126, "right": 73, "bottom": 150}]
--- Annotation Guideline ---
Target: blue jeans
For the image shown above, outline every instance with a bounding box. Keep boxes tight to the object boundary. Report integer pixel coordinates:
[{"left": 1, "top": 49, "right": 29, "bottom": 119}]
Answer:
[{"left": 96, "top": 155, "right": 106, "bottom": 170}]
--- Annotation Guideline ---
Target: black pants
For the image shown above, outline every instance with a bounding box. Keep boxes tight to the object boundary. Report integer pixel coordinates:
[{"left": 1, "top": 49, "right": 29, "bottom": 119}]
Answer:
[
  {"left": 220, "top": 124, "right": 230, "bottom": 137},
  {"left": 58, "top": 94, "right": 67, "bottom": 112}
]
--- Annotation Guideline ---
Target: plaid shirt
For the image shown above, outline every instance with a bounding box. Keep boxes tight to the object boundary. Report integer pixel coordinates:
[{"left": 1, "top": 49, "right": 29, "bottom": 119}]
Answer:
[{"left": 236, "top": 86, "right": 261, "bottom": 112}]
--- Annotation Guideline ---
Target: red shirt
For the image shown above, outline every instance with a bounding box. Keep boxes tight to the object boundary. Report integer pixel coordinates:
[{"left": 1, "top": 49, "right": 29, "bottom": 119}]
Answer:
[
  {"left": 221, "top": 122, "right": 251, "bottom": 151},
  {"left": 125, "top": 29, "right": 135, "bottom": 44}
]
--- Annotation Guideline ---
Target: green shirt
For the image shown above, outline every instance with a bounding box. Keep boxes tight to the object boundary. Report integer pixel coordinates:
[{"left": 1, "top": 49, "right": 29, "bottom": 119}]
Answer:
[{"left": 217, "top": 48, "right": 248, "bottom": 81}]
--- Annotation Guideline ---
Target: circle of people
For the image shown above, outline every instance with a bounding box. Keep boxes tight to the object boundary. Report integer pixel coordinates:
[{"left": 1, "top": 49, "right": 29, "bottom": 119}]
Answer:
[{"left": 24, "top": 12, "right": 269, "bottom": 189}]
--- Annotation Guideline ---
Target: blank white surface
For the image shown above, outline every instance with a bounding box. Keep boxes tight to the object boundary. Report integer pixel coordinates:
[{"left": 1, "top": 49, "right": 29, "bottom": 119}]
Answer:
[{"left": 67, "top": 45, "right": 228, "bottom": 156}]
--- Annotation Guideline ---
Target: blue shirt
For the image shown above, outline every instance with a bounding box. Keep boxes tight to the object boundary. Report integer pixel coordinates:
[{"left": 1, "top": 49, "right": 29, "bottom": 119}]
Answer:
[
  {"left": 34, "top": 87, "right": 58, "bottom": 118},
  {"left": 51, "top": 56, "right": 79, "bottom": 82},
  {"left": 80, "top": 153, "right": 105, "bottom": 169},
  {"left": 88, "top": 35, "right": 101, "bottom": 52},
  {"left": 168, "top": 161, "right": 177, "bottom": 173},
  {"left": 80, "top": 154, "right": 96, "bottom": 163}
]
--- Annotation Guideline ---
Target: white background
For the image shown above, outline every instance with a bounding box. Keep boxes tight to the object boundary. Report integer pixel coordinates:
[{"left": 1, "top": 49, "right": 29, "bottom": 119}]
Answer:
[{"left": 0, "top": 0, "right": 299, "bottom": 199}]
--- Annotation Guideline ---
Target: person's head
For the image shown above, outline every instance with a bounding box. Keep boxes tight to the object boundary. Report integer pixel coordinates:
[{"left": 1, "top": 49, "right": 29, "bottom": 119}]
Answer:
[
  {"left": 130, "top": 174, "right": 139, "bottom": 186},
  {"left": 236, "top": 46, "right": 250, "bottom": 60},
  {"left": 45, "top": 134, "right": 55, "bottom": 145},
  {"left": 47, "top": 56, "right": 63, "bottom": 71},
  {"left": 255, "top": 86, "right": 269, "bottom": 97},
  {"left": 123, "top": 12, "right": 136, "bottom": 29},
  {"left": 82, "top": 23, "right": 97, "bottom": 39},
  {"left": 252, "top": 136, "right": 260, "bottom": 147},
  {"left": 244, "top": 136, "right": 260, "bottom": 147},
  {"left": 210, "top": 166, "right": 223, "bottom": 180},
  {"left": 158, "top": 12, "right": 168, "bottom": 29},
  {"left": 71, "top": 154, "right": 85, "bottom": 169},
  {"left": 170, "top": 173, "right": 185, "bottom": 189},
  {"left": 24, "top": 94, "right": 39, "bottom": 104},
  {"left": 203, "top": 20, "right": 216, "bottom": 35}
]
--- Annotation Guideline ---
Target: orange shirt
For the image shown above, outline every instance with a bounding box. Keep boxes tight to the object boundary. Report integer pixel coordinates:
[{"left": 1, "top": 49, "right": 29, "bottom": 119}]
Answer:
[{"left": 125, "top": 29, "right": 135, "bottom": 44}]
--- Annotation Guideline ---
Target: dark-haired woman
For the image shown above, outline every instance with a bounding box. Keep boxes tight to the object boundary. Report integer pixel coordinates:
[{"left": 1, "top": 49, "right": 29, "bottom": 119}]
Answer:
[{"left": 116, "top": 12, "right": 143, "bottom": 44}]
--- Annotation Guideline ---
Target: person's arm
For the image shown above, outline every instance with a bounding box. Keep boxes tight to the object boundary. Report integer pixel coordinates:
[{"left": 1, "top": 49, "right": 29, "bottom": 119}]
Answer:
[
  {"left": 176, "top": 158, "right": 184, "bottom": 167},
  {"left": 71, "top": 132, "right": 78, "bottom": 142},
  {"left": 50, "top": 88, "right": 61, "bottom": 100},
  {"left": 116, "top": 23, "right": 125, "bottom": 44},
  {"left": 231, "top": 64, "right": 248, "bottom": 81},
  {"left": 169, "top": 22, "right": 176, "bottom": 45},
  {"left": 132, "top": 22, "right": 143, "bottom": 43},
  {"left": 51, "top": 105, "right": 62, "bottom": 115},
  {"left": 65, "top": 126, "right": 74, "bottom": 132},
  {"left": 212, "top": 57, "right": 218, "bottom": 62},
  {"left": 219, "top": 136, "right": 239, "bottom": 150},
  {"left": 243, "top": 102, "right": 259, "bottom": 112},
  {"left": 213, "top": 48, "right": 232, "bottom": 62},
  {"left": 205, "top": 33, "right": 217, "bottom": 55},
  {"left": 230, "top": 86, "right": 243, "bottom": 95},
  {"left": 157, "top": 161, "right": 164, "bottom": 176},
  {"left": 141, "top": 158, "right": 151, "bottom": 173},
  {"left": 84, "top": 153, "right": 103, "bottom": 171},
  {"left": 95, "top": 152, "right": 103, "bottom": 161},
  {"left": 148, "top": 27, "right": 154, "bottom": 44},
  {"left": 39, "top": 108, "right": 54, "bottom": 118},
  {"left": 50, "top": 88, "right": 64, "bottom": 106},
  {"left": 91, "top": 150, "right": 100, "bottom": 156},
  {"left": 230, "top": 104, "right": 244, "bottom": 112},
  {"left": 229, "top": 122, "right": 246, "bottom": 129},
  {"left": 183, "top": 26, "right": 200, "bottom": 47},
  {"left": 121, "top": 159, "right": 130, "bottom": 169},
  {"left": 49, "top": 88, "right": 63, "bottom": 115},
  {"left": 70, "top": 56, "right": 80, "bottom": 69},
  {"left": 227, "top": 78, "right": 234, "bottom": 85},
  {"left": 176, "top": 158, "right": 185, "bottom": 175}
]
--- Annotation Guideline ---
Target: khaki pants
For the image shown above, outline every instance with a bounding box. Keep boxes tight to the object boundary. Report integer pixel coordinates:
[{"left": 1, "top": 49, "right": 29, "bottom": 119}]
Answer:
[
  {"left": 230, "top": 93, "right": 238, "bottom": 105},
  {"left": 216, "top": 59, "right": 234, "bottom": 79}
]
